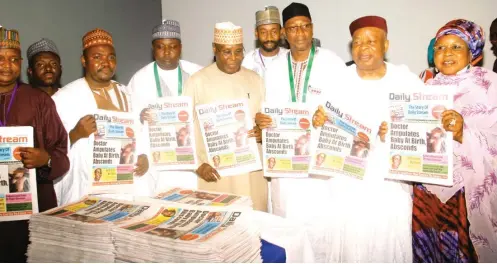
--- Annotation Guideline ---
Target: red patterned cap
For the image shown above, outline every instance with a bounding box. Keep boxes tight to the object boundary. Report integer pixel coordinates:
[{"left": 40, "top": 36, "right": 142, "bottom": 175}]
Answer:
[{"left": 82, "top": 28, "right": 113, "bottom": 50}]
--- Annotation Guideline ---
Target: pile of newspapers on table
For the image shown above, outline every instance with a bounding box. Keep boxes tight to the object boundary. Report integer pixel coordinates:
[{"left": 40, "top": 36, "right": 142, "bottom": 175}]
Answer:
[
  {"left": 146, "top": 187, "right": 253, "bottom": 208},
  {"left": 27, "top": 188, "right": 260, "bottom": 263}
]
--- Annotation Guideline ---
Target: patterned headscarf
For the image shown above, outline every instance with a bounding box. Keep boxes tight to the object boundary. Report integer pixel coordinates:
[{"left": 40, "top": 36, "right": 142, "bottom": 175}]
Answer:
[
  {"left": 435, "top": 19, "right": 485, "bottom": 65},
  {"left": 427, "top": 38, "right": 436, "bottom": 66}
]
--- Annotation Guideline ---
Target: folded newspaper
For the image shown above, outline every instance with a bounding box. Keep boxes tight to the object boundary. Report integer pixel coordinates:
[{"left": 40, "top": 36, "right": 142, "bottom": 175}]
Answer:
[
  {"left": 27, "top": 196, "right": 261, "bottom": 263},
  {"left": 112, "top": 200, "right": 261, "bottom": 263},
  {"left": 27, "top": 196, "right": 157, "bottom": 263},
  {"left": 140, "top": 187, "right": 253, "bottom": 208}
]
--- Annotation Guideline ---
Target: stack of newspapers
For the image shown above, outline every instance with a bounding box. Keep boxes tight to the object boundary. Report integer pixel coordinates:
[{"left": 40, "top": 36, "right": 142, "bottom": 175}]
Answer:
[
  {"left": 112, "top": 202, "right": 262, "bottom": 263},
  {"left": 27, "top": 194, "right": 262, "bottom": 263},
  {"left": 146, "top": 187, "right": 253, "bottom": 207},
  {"left": 27, "top": 196, "right": 157, "bottom": 263}
]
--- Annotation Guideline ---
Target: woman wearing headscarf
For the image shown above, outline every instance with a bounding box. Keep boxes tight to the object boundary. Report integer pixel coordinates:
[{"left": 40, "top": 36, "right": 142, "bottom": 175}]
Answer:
[
  {"left": 412, "top": 19, "right": 497, "bottom": 262},
  {"left": 419, "top": 38, "right": 437, "bottom": 83}
]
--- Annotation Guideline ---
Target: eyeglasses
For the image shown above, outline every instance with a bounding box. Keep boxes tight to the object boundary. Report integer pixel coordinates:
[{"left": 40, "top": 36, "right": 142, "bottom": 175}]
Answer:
[
  {"left": 285, "top": 23, "right": 313, "bottom": 34},
  {"left": 433, "top": 44, "right": 466, "bottom": 53}
]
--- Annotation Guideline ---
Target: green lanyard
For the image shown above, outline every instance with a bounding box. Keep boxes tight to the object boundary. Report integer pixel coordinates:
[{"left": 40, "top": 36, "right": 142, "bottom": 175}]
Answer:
[
  {"left": 153, "top": 62, "right": 183, "bottom": 97},
  {"left": 287, "top": 44, "right": 315, "bottom": 103}
]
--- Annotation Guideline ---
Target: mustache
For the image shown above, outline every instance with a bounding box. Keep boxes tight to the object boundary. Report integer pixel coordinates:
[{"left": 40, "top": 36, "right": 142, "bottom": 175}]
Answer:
[
  {"left": 97, "top": 66, "right": 113, "bottom": 73},
  {"left": 261, "top": 40, "right": 279, "bottom": 46},
  {"left": 42, "top": 72, "right": 61, "bottom": 79},
  {"left": 260, "top": 40, "right": 279, "bottom": 52}
]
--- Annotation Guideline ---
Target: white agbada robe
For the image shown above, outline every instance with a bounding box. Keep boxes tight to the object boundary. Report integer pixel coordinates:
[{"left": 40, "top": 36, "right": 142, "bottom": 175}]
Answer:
[
  {"left": 52, "top": 78, "right": 147, "bottom": 205},
  {"left": 324, "top": 62, "right": 423, "bottom": 262},
  {"left": 242, "top": 47, "right": 288, "bottom": 78},
  {"left": 242, "top": 47, "right": 287, "bottom": 213},
  {"left": 264, "top": 47, "right": 346, "bottom": 261},
  {"left": 265, "top": 47, "right": 345, "bottom": 218},
  {"left": 126, "top": 60, "right": 202, "bottom": 194}
]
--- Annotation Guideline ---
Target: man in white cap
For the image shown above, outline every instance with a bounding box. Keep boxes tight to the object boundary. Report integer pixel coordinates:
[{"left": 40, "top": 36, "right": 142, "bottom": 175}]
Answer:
[
  {"left": 242, "top": 6, "right": 288, "bottom": 78},
  {"left": 127, "top": 20, "right": 202, "bottom": 193},
  {"left": 27, "top": 38, "right": 62, "bottom": 96},
  {"left": 183, "top": 22, "right": 267, "bottom": 212}
]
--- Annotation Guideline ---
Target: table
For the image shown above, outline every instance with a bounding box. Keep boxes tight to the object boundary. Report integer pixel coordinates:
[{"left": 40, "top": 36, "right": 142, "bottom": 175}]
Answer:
[{"left": 252, "top": 210, "right": 315, "bottom": 263}]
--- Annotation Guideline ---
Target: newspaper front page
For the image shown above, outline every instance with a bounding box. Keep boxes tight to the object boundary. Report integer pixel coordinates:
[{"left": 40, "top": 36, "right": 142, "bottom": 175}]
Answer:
[
  {"left": 152, "top": 188, "right": 249, "bottom": 207},
  {"left": 145, "top": 96, "right": 197, "bottom": 171},
  {"left": 261, "top": 103, "right": 312, "bottom": 177},
  {"left": 0, "top": 126, "right": 38, "bottom": 221},
  {"left": 386, "top": 88, "right": 454, "bottom": 186},
  {"left": 118, "top": 206, "right": 244, "bottom": 242},
  {"left": 196, "top": 99, "right": 262, "bottom": 176},
  {"left": 92, "top": 110, "right": 136, "bottom": 194},
  {"left": 309, "top": 101, "right": 374, "bottom": 180},
  {"left": 41, "top": 196, "right": 156, "bottom": 224}
]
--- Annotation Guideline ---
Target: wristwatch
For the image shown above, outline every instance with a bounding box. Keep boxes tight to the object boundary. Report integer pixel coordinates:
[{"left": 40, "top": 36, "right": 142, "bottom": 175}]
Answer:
[{"left": 47, "top": 156, "right": 52, "bottom": 168}]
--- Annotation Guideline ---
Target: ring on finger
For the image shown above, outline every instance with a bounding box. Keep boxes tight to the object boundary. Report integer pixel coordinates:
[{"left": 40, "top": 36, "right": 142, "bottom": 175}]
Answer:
[{"left": 449, "top": 118, "right": 456, "bottom": 127}]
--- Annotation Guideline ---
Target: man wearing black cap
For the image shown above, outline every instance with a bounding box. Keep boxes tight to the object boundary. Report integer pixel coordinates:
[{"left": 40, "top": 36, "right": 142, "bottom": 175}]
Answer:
[
  {"left": 311, "top": 15, "right": 422, "bottom": 262},
  {"left": 255, "top": 2, "right": 346, "bottom": 261},
  {"left": 263, "top": 2, "right": 345, "bottom": 107}
]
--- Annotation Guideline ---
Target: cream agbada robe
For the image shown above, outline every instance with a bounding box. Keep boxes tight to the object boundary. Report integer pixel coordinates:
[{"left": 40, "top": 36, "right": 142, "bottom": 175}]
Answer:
[
  {"left": 183, "top": 63, "right": 268, "bottom": 212},
  {"left": 52, "top": 78, "right": 147, "bottom": 205}
]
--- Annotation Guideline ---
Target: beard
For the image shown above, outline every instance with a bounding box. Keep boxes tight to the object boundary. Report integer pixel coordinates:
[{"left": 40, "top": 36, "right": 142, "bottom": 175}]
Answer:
[
  {"left": 260, "top": 40, "right": 279, "bottom": 53},
  {"left": 31, "top": 74, "right": 61, "bottom": 88}
]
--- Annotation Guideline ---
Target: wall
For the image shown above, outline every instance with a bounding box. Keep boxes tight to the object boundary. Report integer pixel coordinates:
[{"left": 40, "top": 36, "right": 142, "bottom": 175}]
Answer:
[
  {"left": 162, "top": 0, "right": 497, "bottom": 74},
  {"left": 0, "top": 0, "right": 162, "bottom": 86}
]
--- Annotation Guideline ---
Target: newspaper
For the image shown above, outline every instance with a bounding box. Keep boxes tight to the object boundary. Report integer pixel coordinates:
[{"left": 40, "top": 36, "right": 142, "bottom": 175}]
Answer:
[
  {"left": 112, "top": 202, "right": 261, "bottom": 262},
  {"left": 92, "top": 110, "right": 136, "bottom": 194},
  {"left": 196, "top": 99, "right": 262, "bottom": 176},
  {"left": 0, "top": 126, "right": 38, "bottom": 221},
  {"left": 386, "top": 88, "right": 454, "bottom": 186},
  {"left": 308, "top": 101, "right": 374, "bottom": 180},
  {"left": 117, "top": 206, "right": 244, "bottom": 242},
  {"left": 145, "top": 96, "right": 197, "bottom": 171},
  {"left": 41, "top": 196, "right": 156, "bottom": 224},
  {"left": 27, "top": 196, "right": 159, "bottom": 263},
  {"left": 150, "top": 187, "right": 252, "bottom": 207},
  {"left": 261, "top": 103, "right": 312, "bottom": 177},
  {"left": 28, "top": 196, "right": 262, "bottom": 263}
]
